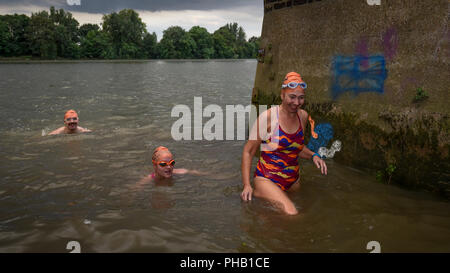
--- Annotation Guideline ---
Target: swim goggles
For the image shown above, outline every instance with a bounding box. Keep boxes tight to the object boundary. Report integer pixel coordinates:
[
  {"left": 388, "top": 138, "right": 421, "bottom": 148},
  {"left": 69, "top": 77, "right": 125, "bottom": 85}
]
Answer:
[
  {"left": 154, "top": 159, "right": 175, "bottom": 167},
  {"left": 282, "top": 81, "right": 307, "bottom": 89},
  {"left": 66, "top": 117, "right": 78, "bottom": 122}
]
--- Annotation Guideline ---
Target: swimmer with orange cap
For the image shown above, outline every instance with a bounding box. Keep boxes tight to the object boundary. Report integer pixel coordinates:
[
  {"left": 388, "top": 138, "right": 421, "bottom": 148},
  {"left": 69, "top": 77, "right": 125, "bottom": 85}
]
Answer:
[
  {"left": 138, "top": 146, "right": 205, "bottom": 185},
  {"left": 240, "top": 72, "right": 327, "bottom": 215},
  {"left": 48, "top": 110, "right": 91, "bottom": 135}
]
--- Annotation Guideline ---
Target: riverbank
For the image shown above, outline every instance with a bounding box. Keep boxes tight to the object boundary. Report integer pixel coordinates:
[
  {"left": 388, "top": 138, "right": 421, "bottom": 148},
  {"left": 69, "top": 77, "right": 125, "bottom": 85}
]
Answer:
[{"left": 0, "top": 57, "right": 256, "bottom": 63}]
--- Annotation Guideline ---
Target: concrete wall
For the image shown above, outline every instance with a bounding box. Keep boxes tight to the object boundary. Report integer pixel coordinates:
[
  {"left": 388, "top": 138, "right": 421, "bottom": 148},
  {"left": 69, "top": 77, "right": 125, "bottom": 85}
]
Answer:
[{"left": 253, "top": 0, "right": 449, "bottom": 198}]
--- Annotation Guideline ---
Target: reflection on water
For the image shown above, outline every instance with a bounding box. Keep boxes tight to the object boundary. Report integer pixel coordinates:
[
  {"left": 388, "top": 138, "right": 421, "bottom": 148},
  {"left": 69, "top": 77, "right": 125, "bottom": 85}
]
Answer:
[{"left": 0, "top": 60, "right": 449, "bottom": 253}]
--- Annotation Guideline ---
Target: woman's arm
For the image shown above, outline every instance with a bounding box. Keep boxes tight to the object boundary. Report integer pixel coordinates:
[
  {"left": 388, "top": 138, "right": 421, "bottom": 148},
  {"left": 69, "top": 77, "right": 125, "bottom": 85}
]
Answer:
[
  {"left": 241, "top": 139, "right": 260, "bottom": 201},
  {"left": 78, "top": 126, "right": 92, "bottom": 133},
  {"left": 240, "top": 109, "right": 270, "bottom": 201},
  {"left": 48, "top": 127, "right": 64, "bottom": 135},
  {"left": 173, "top": 168, "right": 207, "bottom": 176}
]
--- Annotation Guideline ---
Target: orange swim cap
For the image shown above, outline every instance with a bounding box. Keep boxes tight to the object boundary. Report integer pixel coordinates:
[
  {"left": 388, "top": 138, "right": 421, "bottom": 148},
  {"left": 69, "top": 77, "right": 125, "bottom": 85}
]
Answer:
[
  {"left": 152, "top": 146, "right": 170, "bottom": 163},
  {"left": 64, "top": 110, "right": 78, "bottom": 120},
  {"left": 282, "top": 72, "right": 307, "bottom": 92},
  {"left": 283, "top": 72, "right": 303, "bottom": 84}
]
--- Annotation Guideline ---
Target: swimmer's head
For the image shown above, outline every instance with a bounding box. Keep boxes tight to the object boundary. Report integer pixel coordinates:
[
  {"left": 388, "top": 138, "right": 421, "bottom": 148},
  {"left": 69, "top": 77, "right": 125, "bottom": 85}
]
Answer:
[
  {"left": 281, "top": 72, "right": 307, "bottom": 93},
  {"left": 152, "top": 146, "right": 175, "bottom": 179},
  {"left": 64, "top": 110, "right": 79, "bottom": 131},
  {"left": 280, "top": 72, "right": 307, "bottom": 112}
]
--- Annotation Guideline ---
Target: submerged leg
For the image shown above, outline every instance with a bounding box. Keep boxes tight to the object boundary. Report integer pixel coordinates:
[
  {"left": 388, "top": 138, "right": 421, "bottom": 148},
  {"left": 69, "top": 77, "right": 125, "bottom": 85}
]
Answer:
[{"left": 253, "top": 176, "right": 298, "bottom": 215}]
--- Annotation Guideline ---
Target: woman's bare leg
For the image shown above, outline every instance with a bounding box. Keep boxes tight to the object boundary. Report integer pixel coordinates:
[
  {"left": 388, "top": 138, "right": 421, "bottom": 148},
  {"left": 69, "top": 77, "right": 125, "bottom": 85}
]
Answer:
[
  {"left": 253, "top": 176, "right": 298, "bottom": 215},
  {"left": 287, "top": 179, "right": 301, "bottom": 193}
]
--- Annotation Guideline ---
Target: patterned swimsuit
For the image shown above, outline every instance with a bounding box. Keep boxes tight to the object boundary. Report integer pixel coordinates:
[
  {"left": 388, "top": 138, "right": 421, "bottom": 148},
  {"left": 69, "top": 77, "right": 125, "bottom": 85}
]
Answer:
[{"left": 254, "top": 106, "right": 305, "bottom": 191}]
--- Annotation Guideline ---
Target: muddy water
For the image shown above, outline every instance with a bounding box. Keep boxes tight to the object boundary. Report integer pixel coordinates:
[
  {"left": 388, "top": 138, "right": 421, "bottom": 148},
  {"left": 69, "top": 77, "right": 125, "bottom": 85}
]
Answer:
[{"left": 0, "top": 60, "right": 449, "bottom": 252}]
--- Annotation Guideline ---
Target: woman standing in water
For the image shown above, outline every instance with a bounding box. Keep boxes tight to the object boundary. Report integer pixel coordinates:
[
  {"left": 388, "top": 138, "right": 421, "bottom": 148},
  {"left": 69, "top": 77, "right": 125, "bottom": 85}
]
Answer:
[{"left": 240, "top": 72, "right": 327, "bottom": 215}]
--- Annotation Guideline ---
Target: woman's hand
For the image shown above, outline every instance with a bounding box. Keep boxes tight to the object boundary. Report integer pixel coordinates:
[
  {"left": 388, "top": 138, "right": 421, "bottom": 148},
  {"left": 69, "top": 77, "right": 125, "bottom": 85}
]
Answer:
[
  {"left": 241, "top": 185, "right": 254, "bottom": 201},
  {"left": 313, "top": 156, "right": 328, "bottom": 175}
]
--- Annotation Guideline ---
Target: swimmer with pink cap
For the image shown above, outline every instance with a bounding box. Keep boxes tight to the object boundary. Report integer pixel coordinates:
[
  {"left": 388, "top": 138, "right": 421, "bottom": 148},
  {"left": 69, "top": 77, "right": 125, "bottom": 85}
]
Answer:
[
  {"left": 137, "top": 146, "right": 205, "bottom": 185},
  {"left": 48, "top": 109, "right": 92, "bottom": 135}
]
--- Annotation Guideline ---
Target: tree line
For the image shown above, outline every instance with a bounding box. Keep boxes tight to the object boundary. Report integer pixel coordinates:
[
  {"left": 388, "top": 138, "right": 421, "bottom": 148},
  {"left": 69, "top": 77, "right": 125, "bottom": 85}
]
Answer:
[{"left": 0, "top": 7, "right": 261, "bottom": 59}]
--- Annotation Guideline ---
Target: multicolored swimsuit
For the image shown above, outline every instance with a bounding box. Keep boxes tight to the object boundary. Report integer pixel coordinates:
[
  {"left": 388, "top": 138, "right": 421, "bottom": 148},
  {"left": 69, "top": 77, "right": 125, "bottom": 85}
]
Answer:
[{"left": 254, "top": 106, "right": 305, "bottom": 191}]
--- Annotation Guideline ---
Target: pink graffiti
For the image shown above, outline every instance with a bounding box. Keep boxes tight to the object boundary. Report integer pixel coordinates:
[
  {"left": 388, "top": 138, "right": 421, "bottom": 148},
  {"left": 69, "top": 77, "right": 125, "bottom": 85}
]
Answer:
[
  {"left": 433, "top": 23, "right": 449, "bottom": 60},
  {"left": 355, "top": 36, "right": 369, "bottom": 69},
  {"left": 382, "top": 27, "right": 398, "bottom": 61}
]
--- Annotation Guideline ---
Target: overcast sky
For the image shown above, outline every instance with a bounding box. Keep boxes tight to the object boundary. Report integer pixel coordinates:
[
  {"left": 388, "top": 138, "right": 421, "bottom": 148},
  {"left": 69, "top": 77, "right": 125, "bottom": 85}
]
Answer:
[{"left": 0, "top": 0, "right": 263, "bottom": 40}]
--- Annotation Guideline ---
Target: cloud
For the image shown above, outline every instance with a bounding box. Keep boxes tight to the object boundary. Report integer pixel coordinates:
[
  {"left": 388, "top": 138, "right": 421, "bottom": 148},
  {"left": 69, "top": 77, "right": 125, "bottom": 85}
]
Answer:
[
  {"left": 139, "top": 8, "right": 263, "bottom": 40},
  {"left": 0, "top": 1, "right": 263, "bottom": 40},
  {"left": 0, "top": 0, "right": 261, "bottom": 13}
]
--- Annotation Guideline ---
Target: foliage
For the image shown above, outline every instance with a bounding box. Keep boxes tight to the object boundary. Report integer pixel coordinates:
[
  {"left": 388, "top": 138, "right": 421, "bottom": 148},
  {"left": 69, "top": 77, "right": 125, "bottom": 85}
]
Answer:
[
  {"left": 26, "top": 10, "right": 57, "bottom": 58},
  {"left": 0, "top": 7, "right": 260, "bottom": 60},
  {"left": 142, "top": 32, "right": 158, "bottom": 58},
  {"left": 0, "top": 14, "right": 30, "bottom": 56},
  {"left": 376, "top": 163, "right": 396, "bottom": 184},
  {"left": 80, "top": 29, "right": 113, "bottom": 59},
  {"left": 79, "top": 23, "right": 100, "bottom": 38},
  {"left": 413, "top": 87, "right": 429, "bottom": 102},
  {"left": 159, "top": 26, "right": 195, "bottom": 59},
  {"left": 386, "top": 163, "right": 396, "bottom": 185},
  {"left": 102, "top": 9, "right": 147, "bottom": 59},
  {"left": 188, "top": 26, "right": 214, "bottom": 59}
]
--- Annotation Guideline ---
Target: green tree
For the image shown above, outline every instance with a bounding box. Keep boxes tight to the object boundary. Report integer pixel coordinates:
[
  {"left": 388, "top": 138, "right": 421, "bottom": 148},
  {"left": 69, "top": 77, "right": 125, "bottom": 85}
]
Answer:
[
  {"left": 235, "top": 26, "right": 247, "bottom": 58},
  {"left": 0, "top": 20, "right": 7, "bottom": 55},
  {"left": 79, "top": 23, "right": 100, "bottom": 38},
  {"left": 212, "top": 28, "right": 234, "bottom": 58},
  {"left": 102, "top": 9, "right": 147, "bottom": 58},
  {"left": 80, "top": 29, "right": 113, "bottom": 59},
  {"left": 158, "top": 26, "right": 195, "bottom": 59},
  {"left": 49, "top": 7, "right": 80, "bottom": 58},
  {"left": 188, "top": 26, "right": 214, "bottom": 59},
  {"left": 26, "top": 10, "right": 57, "bottom": 59},
  {"left": 142, "top": 31, "right": 158, "bottom": 58},
  {"left": 212, "top": 23, "right": 254, "bottom": 59},
  {"left": 247, "top": 36, "right": 261, "bottom": 58},
  {"left": 0, "top": 14, "right": 30, "bottom": 57}
]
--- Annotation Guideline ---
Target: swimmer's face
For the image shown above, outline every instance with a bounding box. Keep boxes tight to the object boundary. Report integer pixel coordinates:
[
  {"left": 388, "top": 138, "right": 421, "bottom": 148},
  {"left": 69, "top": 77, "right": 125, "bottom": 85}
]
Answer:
[
  {"left": 154, "top": 151, "right": 174, "bottom": 179},
  {"left": 64, "top": 115, "right": 78, "bottom": 131},
  {"left": 281, "top": 88, "right": 305, "bottom": 113}
]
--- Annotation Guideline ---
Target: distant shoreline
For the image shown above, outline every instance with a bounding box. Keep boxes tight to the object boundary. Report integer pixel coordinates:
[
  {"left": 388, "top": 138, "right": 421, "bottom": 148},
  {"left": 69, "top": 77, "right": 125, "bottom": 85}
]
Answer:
[{"left": 0, "top": 58, "right": 257, "bottom": 64}]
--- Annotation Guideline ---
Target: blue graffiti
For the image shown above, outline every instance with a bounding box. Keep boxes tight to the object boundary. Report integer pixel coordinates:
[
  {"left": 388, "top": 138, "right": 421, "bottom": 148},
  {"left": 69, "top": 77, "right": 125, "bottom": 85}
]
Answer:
[
  {"left": 306, "top": 123, "right": 334, "bottom": 153},
  {"left": 331, "top": 55, "right": 388, "bottom": 100}
]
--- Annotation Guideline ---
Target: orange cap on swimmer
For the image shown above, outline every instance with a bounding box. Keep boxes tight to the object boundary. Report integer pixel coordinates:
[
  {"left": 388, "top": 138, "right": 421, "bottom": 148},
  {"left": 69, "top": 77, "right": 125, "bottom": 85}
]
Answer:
[
  {"left": 64, "top": 109, "right": 78, "bottom": 120},
  {"left": 152, "top": 146, "right": 170, "bottom": 163},
  {"left": 282, "top": 72, "right": 307, "bottom": 91},
  {"left": 283, "top": 72, "right": 303, "bottom": 84}
]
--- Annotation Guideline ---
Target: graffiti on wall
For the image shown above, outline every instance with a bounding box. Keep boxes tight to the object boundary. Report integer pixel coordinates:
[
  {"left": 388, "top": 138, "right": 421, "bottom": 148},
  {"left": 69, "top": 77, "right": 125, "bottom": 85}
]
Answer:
[
  {"left": 306, "top": 122, "right": 342, "bottom": 159},
  {"left": 330, "top": 55, "right": 388, "bottom": 100},
  {"left": 382, "top": 27, "right": 398, "bottom": 62},
  {"left": 306, "top": 122, "right": 334, "bottom": 152},
  {"left": 319, "top": 140, "right": 342, "bottom": 159}
]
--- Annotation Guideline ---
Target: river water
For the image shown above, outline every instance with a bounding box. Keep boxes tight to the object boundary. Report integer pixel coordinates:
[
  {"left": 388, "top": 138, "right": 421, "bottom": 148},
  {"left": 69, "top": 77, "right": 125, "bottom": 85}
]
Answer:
[{"left": 0, "top": 60, "right": 449, "bottom": 253}]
